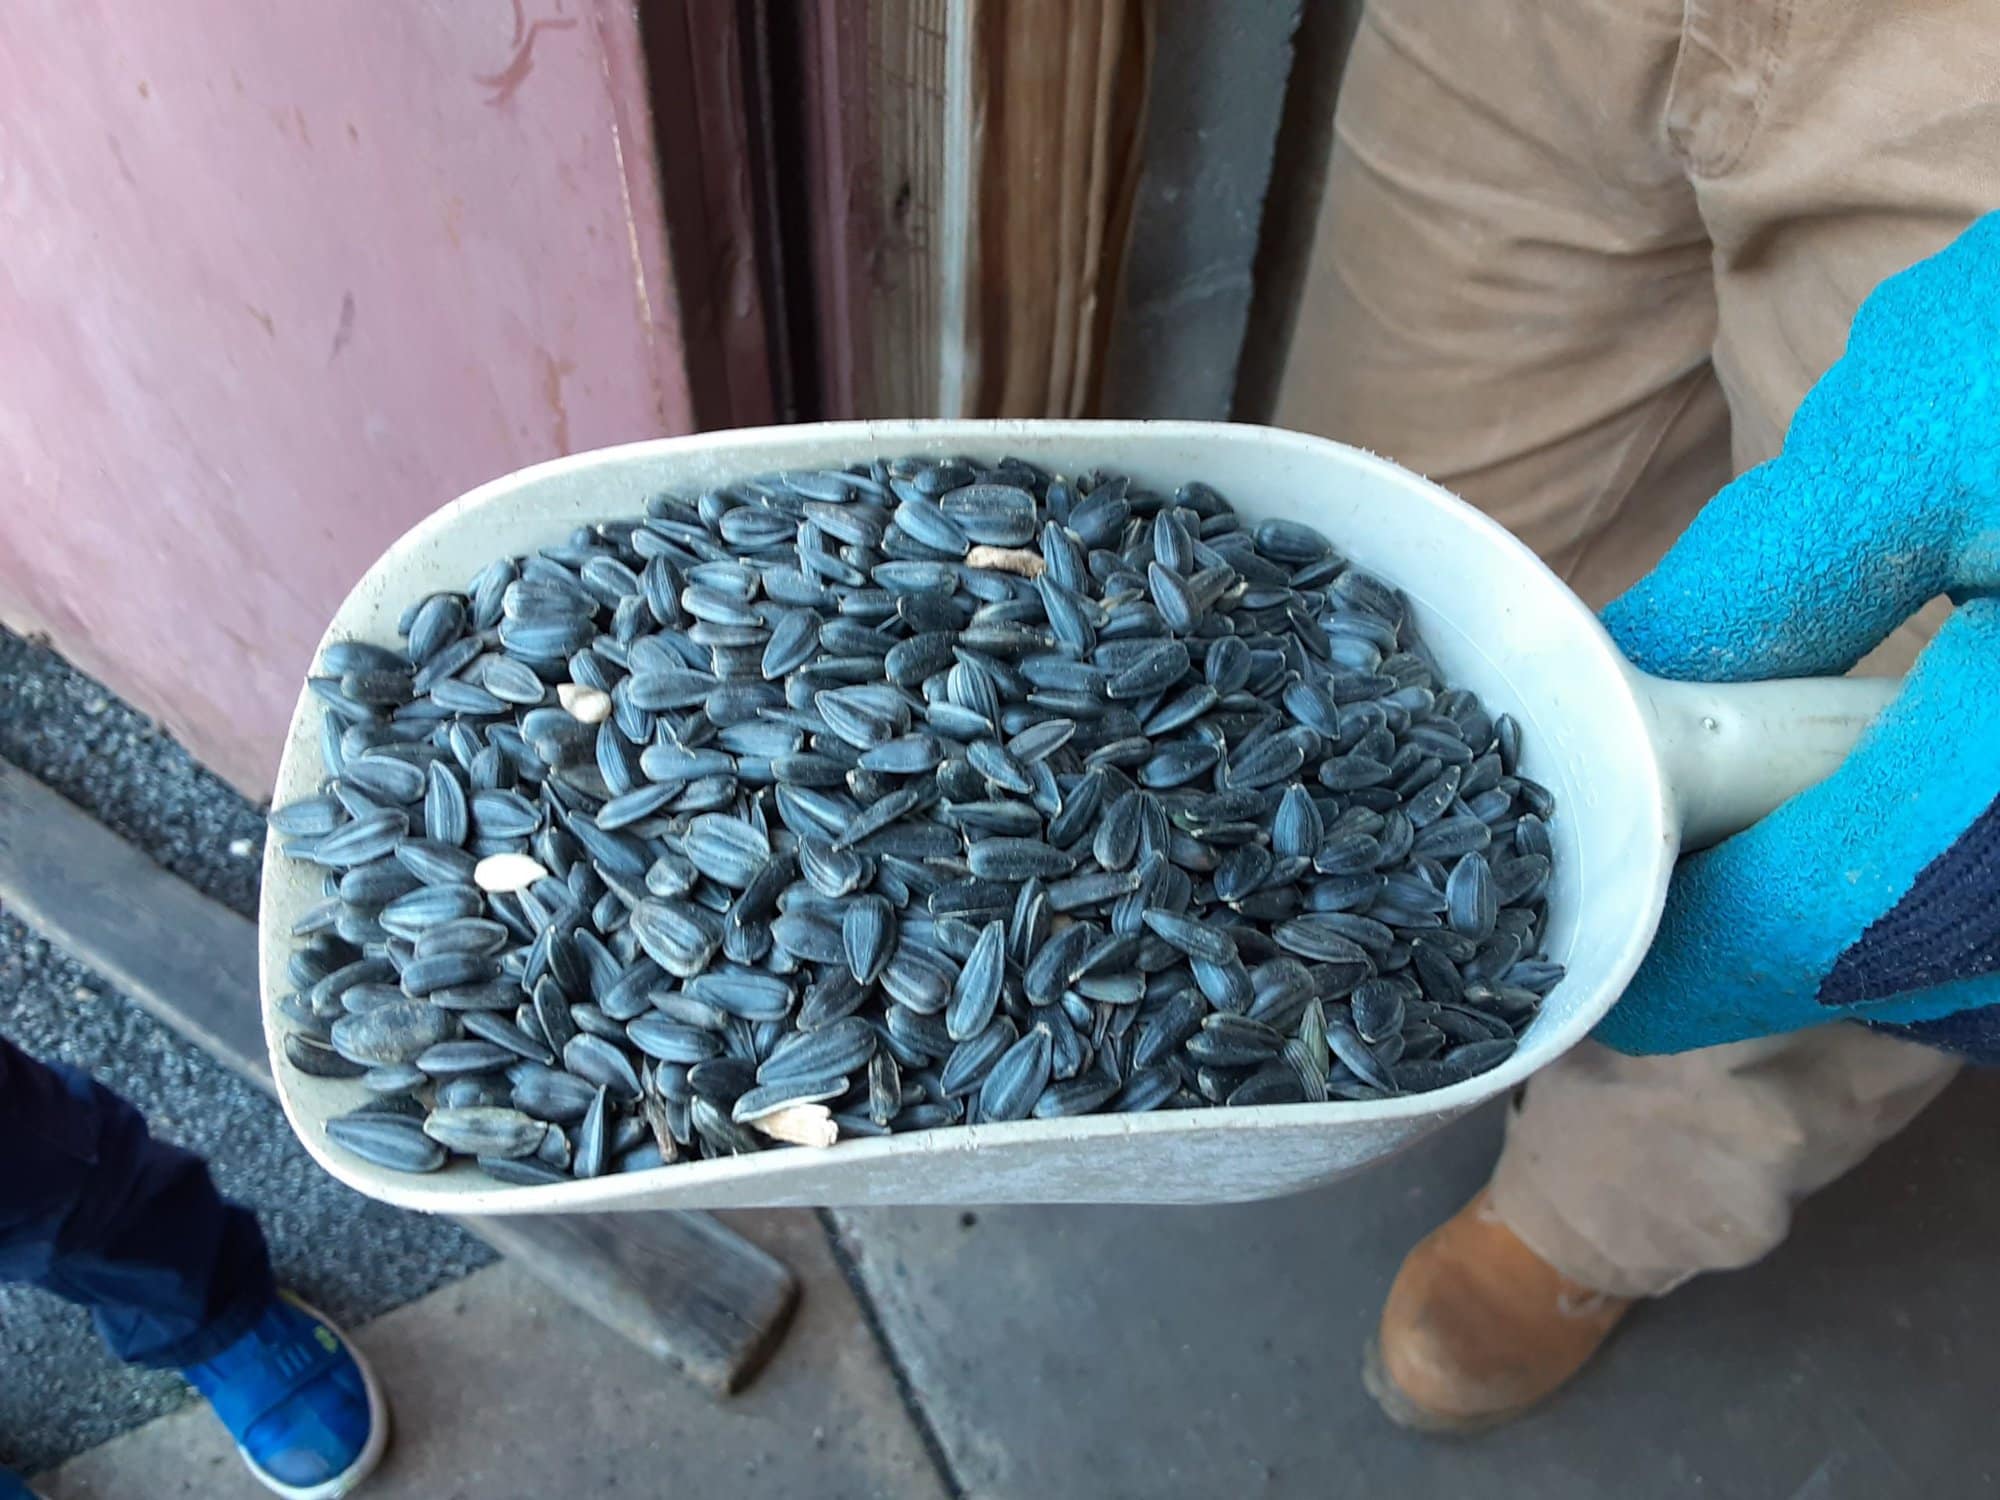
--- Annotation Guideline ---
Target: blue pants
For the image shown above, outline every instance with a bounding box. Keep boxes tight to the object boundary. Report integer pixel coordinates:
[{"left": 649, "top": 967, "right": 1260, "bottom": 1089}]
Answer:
[{"left": 0, "top": 1034, "right": 274, "bottom": 1368}]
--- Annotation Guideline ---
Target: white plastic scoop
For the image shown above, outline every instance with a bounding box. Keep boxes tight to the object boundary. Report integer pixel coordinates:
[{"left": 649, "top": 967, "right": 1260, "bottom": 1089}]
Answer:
[{"left": 260, "top": 420, "right": 1893, "bottom": 1214}]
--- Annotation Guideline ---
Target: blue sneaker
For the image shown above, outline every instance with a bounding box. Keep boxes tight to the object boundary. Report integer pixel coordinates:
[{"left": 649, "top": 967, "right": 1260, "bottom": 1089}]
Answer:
[
  {"left": 182, "top": 1292, "right": 389, "bottom": 1499},
  {"left": 0, "top": 1466, "right": 42, "bottom": 1499}
]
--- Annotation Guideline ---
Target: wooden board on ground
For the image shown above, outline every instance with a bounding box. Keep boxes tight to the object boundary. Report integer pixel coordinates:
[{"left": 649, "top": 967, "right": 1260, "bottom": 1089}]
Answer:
[{"left": 0, "top": 755, "right": 798, "bottom": 1397}]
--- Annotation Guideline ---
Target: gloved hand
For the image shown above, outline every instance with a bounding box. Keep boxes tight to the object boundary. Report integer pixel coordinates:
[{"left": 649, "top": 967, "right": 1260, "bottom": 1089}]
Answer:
[{"left": 1591, "top": 211, "right": 2000, "bottom": 1057}]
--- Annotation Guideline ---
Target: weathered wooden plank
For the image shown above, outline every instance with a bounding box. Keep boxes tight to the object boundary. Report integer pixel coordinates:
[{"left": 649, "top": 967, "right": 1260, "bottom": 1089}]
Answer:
[
  {"left": 0, "top": 759, "right": 273, "bottom": 1082},
  {"left": 799, "top": 0, "right": 876, "bottom": 420},
  {"left": 859, "top": 0, "right": 951, "bottom": 418},
  {"left": 797, "top": 0, "right": 1151, "bottom": 420},
  {"left": 471, "top": 1212, "right": 797, "bottom": 1395},
  {"left": 0, "top": 756, "right": 797, "bottom": 1396},
  {"left": 640, "top": 0, "right": 779, "bottom": 429},
  {"left": 960, "top": 0, "right": 1153, "bottom": 418}
]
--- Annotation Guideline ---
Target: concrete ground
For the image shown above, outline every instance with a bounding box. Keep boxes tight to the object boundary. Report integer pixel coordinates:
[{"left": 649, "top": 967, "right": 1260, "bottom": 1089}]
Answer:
[
  {"left": 838, "top": 1079, "right": 2000, "bottom": 1499},
  {"left": 9, "top": 625, "right": 1999, "bottom": 1498},
  {"left": 35, "top": 1078, "right": 2000, "bottom": 1499},
  {"left": 41, "top": 1216, "right": 947, "bottom": 1500}
]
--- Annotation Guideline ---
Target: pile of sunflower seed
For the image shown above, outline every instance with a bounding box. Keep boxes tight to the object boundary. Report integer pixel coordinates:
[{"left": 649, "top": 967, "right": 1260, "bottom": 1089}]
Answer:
[{"left": 270, "top": 456, "right": 1563, "bottom": 1184}]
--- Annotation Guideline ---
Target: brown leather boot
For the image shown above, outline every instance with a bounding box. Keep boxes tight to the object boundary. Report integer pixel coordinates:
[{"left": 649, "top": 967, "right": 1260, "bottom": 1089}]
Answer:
[{"left": 1364, "top": 1189, "right": 1633, "bottom": 1432}]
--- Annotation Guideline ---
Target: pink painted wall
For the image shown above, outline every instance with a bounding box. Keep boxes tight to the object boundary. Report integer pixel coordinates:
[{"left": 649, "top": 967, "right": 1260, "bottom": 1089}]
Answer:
[{"left": 0, "top": 0, "right": 695, "bottom": 794}]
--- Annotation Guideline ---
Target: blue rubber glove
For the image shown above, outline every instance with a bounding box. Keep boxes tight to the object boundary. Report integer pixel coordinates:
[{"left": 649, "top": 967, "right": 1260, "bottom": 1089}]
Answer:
[{"left": 1591, "top": 211, "right": 2000, "bottom": 1058}]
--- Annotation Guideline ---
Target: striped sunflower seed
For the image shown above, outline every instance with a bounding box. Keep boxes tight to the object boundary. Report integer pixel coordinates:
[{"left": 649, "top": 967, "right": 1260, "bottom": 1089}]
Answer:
[
  {"left": 329, "top": 1002, "right": 455, "bottom": 1067},
  {"left": 977, "top": 1024, "right": 1053, "bottom": 1122},
  {"left": 421, "top": 1106, "right": 545, "bottom": 1159},
  {"left": 326, "top": 1112, "right": 448, "bottom": 1173},
  {"left": 843, "top": 896, "right": 897, "bottom": 985},
  {"left": 946, "top": 919, "right": 1006, "bottom": 1042}
]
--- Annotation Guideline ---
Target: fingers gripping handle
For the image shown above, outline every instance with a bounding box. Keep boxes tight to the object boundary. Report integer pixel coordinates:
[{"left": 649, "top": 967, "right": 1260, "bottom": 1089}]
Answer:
[{"left": 1639, "top": 673, "right": 1901, "bottom": 852}]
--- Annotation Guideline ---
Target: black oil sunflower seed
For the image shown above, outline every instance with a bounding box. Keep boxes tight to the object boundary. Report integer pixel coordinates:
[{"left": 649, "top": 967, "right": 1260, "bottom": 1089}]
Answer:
[{"left": 280, "top": 453, "right": 1566, "bottom": 1182}]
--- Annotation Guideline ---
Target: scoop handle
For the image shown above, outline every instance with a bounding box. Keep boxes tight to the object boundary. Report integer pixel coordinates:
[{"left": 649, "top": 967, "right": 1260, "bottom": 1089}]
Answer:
[{"left": 1636, "top": 672, "right": 1900, "bottom": 852}]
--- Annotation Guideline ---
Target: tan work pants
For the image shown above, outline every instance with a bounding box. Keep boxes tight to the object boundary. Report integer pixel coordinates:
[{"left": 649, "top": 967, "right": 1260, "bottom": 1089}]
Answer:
[{"left": 1278, "top": 0, "right": 1997, "bottom": 1297}]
